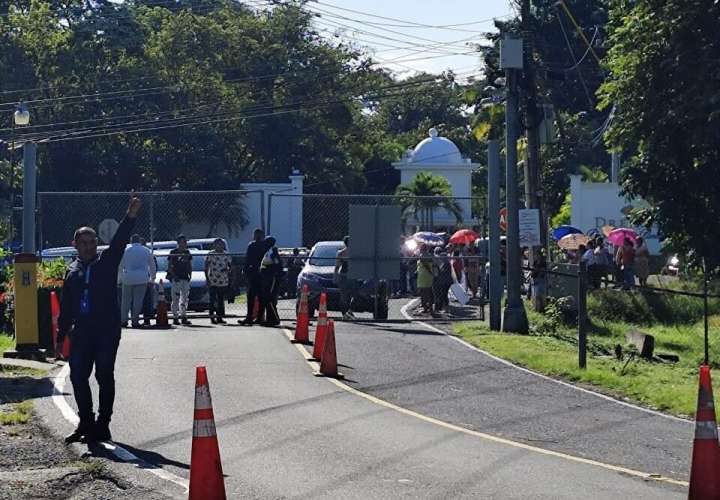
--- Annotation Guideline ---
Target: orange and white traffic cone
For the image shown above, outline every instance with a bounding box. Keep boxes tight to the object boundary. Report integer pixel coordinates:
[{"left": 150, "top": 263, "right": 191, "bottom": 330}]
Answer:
[
  {"left": 309, "top": 292, "right": 328, "bottom": 360},
  {"left": 50, "top": 291, "right": 71, "bottom": 359},
  {"left": 155, "top": 281, "right": 169, "bottom": 329},
  {"left": 189, "top": 366, "right": 226, "bottom": 500},
  {"left": 688, "top": 364, "right": 720, "bottom": 500},
  {"left": 251, "top": 296, "right": 261, "bottom": 323},
  {"left": 314, "top": 320, "right": 344, "bottom": 379},
  {"left": 291, "top": 285, "right": 311, "bottom": 344}
]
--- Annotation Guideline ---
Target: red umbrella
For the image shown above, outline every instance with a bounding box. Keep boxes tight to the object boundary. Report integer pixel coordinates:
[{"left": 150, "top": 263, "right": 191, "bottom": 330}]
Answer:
[{"left": 449, "top": 229, "right": 479, "bottom": 245}]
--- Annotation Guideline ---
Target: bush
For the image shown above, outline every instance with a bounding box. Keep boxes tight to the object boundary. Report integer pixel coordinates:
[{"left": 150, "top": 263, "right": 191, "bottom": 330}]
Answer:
[{"left": 587, "top": 289, "right": 720, "bottom": 325}]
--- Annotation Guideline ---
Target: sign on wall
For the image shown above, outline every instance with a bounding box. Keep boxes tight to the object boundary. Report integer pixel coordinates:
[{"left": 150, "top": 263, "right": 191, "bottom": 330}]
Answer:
[{"left": 519, "top": 209, "right": 541, "bottom": 247}]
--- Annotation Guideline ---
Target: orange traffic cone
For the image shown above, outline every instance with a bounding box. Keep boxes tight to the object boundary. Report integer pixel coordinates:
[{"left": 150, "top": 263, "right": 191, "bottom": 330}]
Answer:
[
  {"left": 155, "top": 281, "right": 169, "bottom": 329},
  {"left": 50, "top": 291, "right": 71, "bottom": 359},
  {"left": 314, "top": 320, "right": 344, "bottom": 379},
  {"left": 309, "top": 292, "right": 328, "bottom": 359},
  {"left": 688, "top": 365, "right": 720, "bottom": 500},
  {"left": 189, "top": 366, "right": 226, "bottom": 500},
  {"left": 251, "top": 296, "right": 261, "bottom": 322},
  {"left": 291, "top": 285, "right": 311, "bottom": 344}
]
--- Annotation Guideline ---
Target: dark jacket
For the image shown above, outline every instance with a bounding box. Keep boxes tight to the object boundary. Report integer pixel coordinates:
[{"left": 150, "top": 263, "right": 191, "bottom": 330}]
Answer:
[
  {"left": 58, "top": 216, "right": 136, "bottom": 341},
  {"left": 244, "top": 239, "right": 265, "bottom": 276}
]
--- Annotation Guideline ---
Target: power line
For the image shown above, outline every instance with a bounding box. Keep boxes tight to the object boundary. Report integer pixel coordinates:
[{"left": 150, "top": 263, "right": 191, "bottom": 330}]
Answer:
[{"left": 8, "top": 72, "right": 479, "bottom": 143}]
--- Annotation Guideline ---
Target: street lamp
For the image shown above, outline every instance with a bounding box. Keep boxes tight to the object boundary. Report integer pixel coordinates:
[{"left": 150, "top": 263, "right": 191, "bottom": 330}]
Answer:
[{"left": 8, "top": 102, "right": 30, "bottom": 248}]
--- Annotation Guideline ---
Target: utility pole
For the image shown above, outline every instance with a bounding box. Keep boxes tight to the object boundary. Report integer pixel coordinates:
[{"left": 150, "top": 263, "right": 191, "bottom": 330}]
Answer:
[
  {"left": 500, "top": 37, "right": 529, "bottom": 334},
  {"left": 520, "top": 0, "right": 546, "bottom": 311},
  {"left": 487, "top": 140, "right": 502, "bottom": 331},
  {"left": 22, "top": 142, "right": 37, "bottom": 254}
]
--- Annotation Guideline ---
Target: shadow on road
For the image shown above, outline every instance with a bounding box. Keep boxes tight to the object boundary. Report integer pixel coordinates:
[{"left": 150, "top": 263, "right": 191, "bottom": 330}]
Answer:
[{"left": 87, "top": 441, "right": 190, "bottom": 471}]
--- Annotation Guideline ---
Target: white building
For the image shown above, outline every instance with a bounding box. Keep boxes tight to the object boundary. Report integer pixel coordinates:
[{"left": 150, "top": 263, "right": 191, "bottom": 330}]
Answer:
[
  {"left": 393, "top": 128, "right": 478, "bottom": 228},
  {"left": 570, "top": 175, "right": 662, "bottom": 254},
  {"left": 180, "top": 173, "right": 304, "bottom": 253}
]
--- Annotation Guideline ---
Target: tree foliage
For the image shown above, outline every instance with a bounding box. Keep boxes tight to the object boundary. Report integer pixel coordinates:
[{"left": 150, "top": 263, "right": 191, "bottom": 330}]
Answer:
[
  {"left": 599, "top": 0, "right": 720, "bottom": 266},
  {"left": 395, "top": 172, "right": 462, "bottom": 230}
]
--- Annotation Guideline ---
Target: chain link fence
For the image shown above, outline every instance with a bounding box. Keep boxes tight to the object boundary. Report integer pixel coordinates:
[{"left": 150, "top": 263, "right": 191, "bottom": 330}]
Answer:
[{"left": 265, "top": 193, "right": 488, "bottom": 321}]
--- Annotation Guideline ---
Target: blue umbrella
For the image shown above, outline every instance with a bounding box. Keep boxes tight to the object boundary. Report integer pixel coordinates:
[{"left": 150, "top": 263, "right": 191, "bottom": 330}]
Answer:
[
  {"left": 552, "top": 225, "right": 583, "bottom": 241},
  {"left": 412, "top": 232, "right": 445, "bottom": 247}
]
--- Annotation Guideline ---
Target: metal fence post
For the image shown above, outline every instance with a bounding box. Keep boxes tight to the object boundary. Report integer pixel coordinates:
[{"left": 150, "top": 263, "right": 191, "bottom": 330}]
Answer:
[
  {"left": 704, "top": 258, "right": 709, "bottom": 365},
  {"left": 488, "top": 140, "right": 502, "bottom": 331},
  {"left": 578, "top": 261, "right": 588, "bottom": 369},
  {"left": 266, "top": 192, "right": 273, "bottom": 236},
  {"left": 149, "top": 194, "right": 155, "bottom": 248}
]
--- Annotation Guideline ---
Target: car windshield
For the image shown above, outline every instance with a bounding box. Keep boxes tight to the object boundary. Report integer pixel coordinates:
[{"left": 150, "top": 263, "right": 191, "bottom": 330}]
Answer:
[
  {"left": 155, "top": 254, "right": 207, "bottom": 272},
  {"left": 309, "top": 245, "right": 342, "bottom": 266}
]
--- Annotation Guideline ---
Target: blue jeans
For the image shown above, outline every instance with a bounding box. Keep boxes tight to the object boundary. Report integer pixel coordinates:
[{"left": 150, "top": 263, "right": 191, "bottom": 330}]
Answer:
[{"left": 623, "top": 266, "right": 635, "bottom": 289}]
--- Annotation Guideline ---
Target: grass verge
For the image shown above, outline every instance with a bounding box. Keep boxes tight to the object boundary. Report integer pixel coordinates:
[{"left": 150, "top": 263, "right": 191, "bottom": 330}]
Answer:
[
  {"left": 0, "top": 401, "right": 33, "bottom": 425},
  {"left": 0, "top": 333, "right": 13, "bottom": 355},
  {"left": 454, "top": 307, "right": 718, "bottom": 418}
]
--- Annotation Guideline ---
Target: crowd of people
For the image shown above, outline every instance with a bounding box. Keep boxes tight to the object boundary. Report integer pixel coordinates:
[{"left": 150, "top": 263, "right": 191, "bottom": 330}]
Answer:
[{"left": 569, "top": 235, "right": 651, "bottom": 290}]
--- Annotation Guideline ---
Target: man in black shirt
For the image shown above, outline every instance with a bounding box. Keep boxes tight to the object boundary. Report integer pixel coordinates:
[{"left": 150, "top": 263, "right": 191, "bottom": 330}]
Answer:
[
  {"left": 239, "top": 228, "right": 265, "bottom": 325},
  {"left": 168, "top": 235, "right": 193, "bottom": 326},
  {"left": 57, "top": 194, "right": 141, "bottom": 443}
]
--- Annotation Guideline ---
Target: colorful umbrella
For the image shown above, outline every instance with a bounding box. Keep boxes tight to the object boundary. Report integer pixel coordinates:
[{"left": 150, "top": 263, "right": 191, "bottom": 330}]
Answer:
[
  {"left": 557, "top": 233, "right": 590, "bottom": 250},
  {"left": 551, "top": 225, "right": 583, "bottom": 241},
  {"left": 449, "top": 229, "right": 479, "bottom": 245},
  {"left": 412, "top": 232, "right": 445, "bottom": 247},
  {"left": 607, "top": 228, "right": 638, "bottom": 247}
]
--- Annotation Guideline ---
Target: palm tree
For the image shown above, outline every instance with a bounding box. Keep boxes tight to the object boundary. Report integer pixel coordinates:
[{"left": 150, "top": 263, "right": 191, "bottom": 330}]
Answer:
[{"left": 395, "top": 172, "right": 463, "bottom": 231}]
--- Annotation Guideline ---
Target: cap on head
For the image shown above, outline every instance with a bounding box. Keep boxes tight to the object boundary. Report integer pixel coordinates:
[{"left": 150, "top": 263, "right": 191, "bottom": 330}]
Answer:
[
  {"left": 343, "top": 236, "right": 350, "bottom": 246},
  {"left": 131, "top": 234, "right": 141, "bottom": 243}
]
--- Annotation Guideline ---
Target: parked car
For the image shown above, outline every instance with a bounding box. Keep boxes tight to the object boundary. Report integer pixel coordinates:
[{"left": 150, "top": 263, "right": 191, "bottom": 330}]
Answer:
[
  {"left": 296, "top": 241, "right": 389, "bottom": 320},
  {"left": 154, "top": 249, "right": 210, "bottom": 312}
]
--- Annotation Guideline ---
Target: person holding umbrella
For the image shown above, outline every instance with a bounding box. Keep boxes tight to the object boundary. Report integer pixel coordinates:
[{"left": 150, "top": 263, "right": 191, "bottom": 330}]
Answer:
[{"left": 616, "top": 238, "right": 636, "bottom": 290}]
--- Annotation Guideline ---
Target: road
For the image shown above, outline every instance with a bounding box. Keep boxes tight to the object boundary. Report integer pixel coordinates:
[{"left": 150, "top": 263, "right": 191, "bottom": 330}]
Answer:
[{"left": 39, "top": 299, "right": 689, "bottom": 499}]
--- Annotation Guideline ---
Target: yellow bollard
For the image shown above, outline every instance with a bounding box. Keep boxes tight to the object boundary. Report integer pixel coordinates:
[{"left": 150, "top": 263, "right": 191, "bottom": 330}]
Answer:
[{"left": 3, "top": 253, "right": 44, "bottom": 360}]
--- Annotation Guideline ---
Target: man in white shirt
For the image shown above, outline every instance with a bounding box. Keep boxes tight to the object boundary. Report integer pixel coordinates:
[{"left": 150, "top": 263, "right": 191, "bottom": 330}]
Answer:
[{"left": 119, "top": 234, "right": 156, "bottom": 328}]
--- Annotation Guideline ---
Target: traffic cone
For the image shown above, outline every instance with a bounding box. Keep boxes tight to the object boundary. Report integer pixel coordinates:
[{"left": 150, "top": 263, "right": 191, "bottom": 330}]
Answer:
[
  {"left": 309, "top": 292, "right": 328, "bottom": 359},
  {"left": 314, "top": 320, "right": 344, "bottom": 379},
  {"left": 291, "top": 285, "right": 311, "bottom": 344},
  {"left": 189, "top": 366, "right": 226, "bottom": 500},
  {"left": 251, "top": 296, "right": 261, "bottom": 322},
  {"left": 688, "top": 365, "right": 720, "bottom": 500},
  {"left": 49, "top": 291, "right": 71, "bottom": 359},
  {"left": 155, "top": 281, "right": 169, "bottom": 329}
]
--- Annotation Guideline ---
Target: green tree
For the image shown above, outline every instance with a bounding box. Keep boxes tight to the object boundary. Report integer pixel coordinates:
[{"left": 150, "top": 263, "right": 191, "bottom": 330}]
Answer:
[
  {"left": 598, "top": 0, "right": 720, "bottom": 266},
  {"left": 395, "top": 172, "right": 462, "bottom": 231}
]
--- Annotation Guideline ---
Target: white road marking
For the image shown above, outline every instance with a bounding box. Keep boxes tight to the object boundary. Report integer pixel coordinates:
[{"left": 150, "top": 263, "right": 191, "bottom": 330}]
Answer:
[
  {"left": 281, "top": 325, "right": 689, "bottom": 488},
  {"left": 52, "top": 364, "right": 189, "bottom": 492},
  {"left": 399, "top": 299, "right": 691, "bottom": 425}
]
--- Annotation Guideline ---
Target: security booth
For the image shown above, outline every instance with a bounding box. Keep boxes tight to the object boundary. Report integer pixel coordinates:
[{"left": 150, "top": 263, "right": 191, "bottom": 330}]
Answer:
[{"left": 3, "top": 253, "right": 46, "bottom": 360}]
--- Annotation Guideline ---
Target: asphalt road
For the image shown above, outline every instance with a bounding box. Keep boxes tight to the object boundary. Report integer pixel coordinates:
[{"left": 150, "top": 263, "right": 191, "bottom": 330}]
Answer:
[
  {"left": 303, "top": 299, "right": 693, "bottom": 481},
  {"left": 41, "top": 299, "right": 690, "bottom": 498}
]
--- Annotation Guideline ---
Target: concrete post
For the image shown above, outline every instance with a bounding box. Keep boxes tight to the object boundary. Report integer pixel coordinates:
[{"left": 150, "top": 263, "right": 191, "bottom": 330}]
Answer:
[{"left": 487, "top": 140, "right": 502, "bottom": 331}]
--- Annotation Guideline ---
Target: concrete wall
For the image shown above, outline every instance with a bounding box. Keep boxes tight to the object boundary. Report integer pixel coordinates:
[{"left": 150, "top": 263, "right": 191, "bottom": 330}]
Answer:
[{"left": 569, "top": 175, "right": 662, "bottom": 254}]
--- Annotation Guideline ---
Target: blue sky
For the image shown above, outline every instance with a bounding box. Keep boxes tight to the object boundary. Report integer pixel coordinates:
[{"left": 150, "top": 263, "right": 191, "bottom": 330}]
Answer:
[{"left": 308, "top": 0, "right": 515, "bottom": 78}]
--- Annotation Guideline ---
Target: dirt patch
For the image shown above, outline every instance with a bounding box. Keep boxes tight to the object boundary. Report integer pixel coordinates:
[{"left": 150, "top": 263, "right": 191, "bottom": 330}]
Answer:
[{"left": 0, "top": 368, "right": 171, "bottom": 499}]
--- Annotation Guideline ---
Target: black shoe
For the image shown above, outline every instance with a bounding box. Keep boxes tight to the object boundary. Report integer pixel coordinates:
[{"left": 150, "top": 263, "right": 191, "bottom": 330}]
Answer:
[
  {"left": 210, "top": 317, "right": 217, "bottom": 324},
  {"left": 91, "top": 421, "right": 112, "bottom": 442},
  {"left": 181, "top": 318, "right": 192, "bottom": 326},
  {"left": 173, "top": 318, "right": 180, "bottom": 325},
  {"left": 239, "top": 319, "right": 252, "bottom": 326},
  {"left": 131, "top": 322, "right": 142, "bottom": 329},
  {"left": 217, "top": 318, "right": 227, "bottom": 324},
  {"left": 65, "top": 421, "right": 93, "bottom": 444},
  {"left": 143, "top": 319, "right": 151, "bottom": 326},
  {"left": 121, "top": 322, "right": 128, "bottom": 328}
]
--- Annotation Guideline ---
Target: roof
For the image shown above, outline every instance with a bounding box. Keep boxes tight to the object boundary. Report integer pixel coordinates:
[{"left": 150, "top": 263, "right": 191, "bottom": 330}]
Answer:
[{"left": 393, "top": 127, "right": 476, "bottom": 167}]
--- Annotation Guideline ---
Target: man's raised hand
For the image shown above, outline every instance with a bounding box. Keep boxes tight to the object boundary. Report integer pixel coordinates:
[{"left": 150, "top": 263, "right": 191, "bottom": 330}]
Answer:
[{"left": 127, "top": 191, "right": 142, "bottom": 218}]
